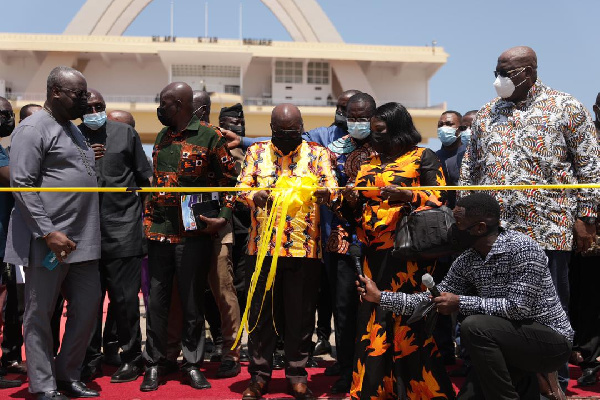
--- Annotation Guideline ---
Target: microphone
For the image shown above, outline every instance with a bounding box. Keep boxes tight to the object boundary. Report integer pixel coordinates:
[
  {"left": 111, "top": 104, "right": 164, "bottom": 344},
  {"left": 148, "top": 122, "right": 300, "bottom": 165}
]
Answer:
[
  {"left": 349, "top": 244, "right": 365, "bottom": 289},
  {"left": 422, "top": 273, "right": 441, "bottom": 298}
]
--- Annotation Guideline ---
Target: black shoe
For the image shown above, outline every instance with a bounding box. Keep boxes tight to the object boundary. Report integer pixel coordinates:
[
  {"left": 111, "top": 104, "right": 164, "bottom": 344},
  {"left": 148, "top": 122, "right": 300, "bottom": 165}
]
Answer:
[
  {"left": 111, "top": 362, "right": 142, "bottom": 383},
  {"left": 182, "top": 367, "right": 211, "bottom": 390},
  {"left": 306, "top": 356, "right": 318, "bottom": 368},
  {"left": 331, "top": 376, "right": 351, "bottom": 394},
  {"left": 4, "top": 361, "right": 27, "bottom": 375},
  {"left": 324, "top": 362, "right": 341, "bottom": 376},
  {"left": 0, "top": 376, "right": 22, "bottom": 388},
  {"left": 36, "top": 390, "right": 68, "bottom": 400},
  {"left": 80, "top": 364, "right": 102, "bottom": 383},
  {"left": 210, "top": 343, "right": 223, "bottom": 362},
  {"left": 140, "top": 366, "right": 163, "bottom": 392},
  {"left": 216, "top": 359, "right": 241, "bottom": 378},
  {"left": 313, "top": 338, "right": 332, "bottom": 357},
  {"left": 578, "top": 366, "right": 600, "bottom": 386},
  {"left": 272, "top": 352, "right": 285, "bottom": 370},
  {"left": 56, "top": 381, "right": 99, "bottom": 398},
  {"left": 103, "top": 353, "right": 122, "bottom": 367},
  {"left": 240, "top": 349, "right": 250, "bottom": 362}
]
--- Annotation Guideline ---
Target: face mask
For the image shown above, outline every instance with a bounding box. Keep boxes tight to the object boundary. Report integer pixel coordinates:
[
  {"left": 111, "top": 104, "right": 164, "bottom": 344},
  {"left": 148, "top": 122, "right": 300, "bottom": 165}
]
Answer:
[
  {"left": 493, "top": 72, "right": 527, "bottom": 99},
  {"left": 228, "top": 124, "right": 245, "bottom": 137},
  {"left": 334, "top": 111, "right": 347, "bottom": 129},
  {"left": 272, "top": 136, "right": 302, "bottom": 155},
  {"left": 83, "top": 111, "right": 107, "bottom": 130},
  {"left": 347, "top": 121, "right": 370, "bottom": 140},
  {"left": 448, "top": 223, "right": 480, "bottom": 251},
  {"left": 460, "top": 128, "right": 472, "bottom": 145},
  {"left": 157, "top": 105, "right": 175, "bottom": 127},
  {"left": 0, "top": 115, "right": 15, "bottom": 138},
  {"left": 68, "top": 98, "right": 89, "bottom": 120},
  {"left": 438, "top": 126, "right": 459, "bottom": 146}
]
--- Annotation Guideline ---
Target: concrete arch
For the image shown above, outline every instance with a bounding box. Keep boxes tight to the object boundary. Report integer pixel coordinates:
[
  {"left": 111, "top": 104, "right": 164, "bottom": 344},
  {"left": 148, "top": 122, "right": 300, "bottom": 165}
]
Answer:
[{"left": 58, "top": 0, "right": 373, "bottom": 95}]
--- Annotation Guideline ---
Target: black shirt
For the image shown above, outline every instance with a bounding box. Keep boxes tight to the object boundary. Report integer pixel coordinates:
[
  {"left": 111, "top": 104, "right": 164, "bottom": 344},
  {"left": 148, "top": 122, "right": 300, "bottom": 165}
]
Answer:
[{"left": 79, "top": 120, "right": 152, "bottom": 258}]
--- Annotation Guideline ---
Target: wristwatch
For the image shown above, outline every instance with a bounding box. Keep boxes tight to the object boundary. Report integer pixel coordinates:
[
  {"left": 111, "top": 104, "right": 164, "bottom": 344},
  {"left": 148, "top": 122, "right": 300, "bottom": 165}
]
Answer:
[{"left": 580, "top": 216, "right": 597, "bottom": 225}]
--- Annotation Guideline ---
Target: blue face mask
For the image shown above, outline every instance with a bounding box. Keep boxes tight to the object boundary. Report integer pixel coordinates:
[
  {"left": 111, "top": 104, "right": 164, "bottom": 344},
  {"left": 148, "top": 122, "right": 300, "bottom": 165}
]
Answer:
[
  {"left": 83, "top": 111, "right": 107, "bottom": 130},
  {"left": 437, "top": 126, "right": 458, "bottom": 146},
  {"left": 347, "top": 121, "right": 370, "bottom": 140},
  {"left": 461, "top": 128, "right": 472, "bottom": 145}
]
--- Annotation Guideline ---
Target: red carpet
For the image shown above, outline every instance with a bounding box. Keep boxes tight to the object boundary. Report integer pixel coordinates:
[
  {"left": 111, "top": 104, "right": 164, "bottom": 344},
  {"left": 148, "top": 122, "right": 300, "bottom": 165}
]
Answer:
[{"left": 2, "top": 361, "right": 600, "bottom": 399}]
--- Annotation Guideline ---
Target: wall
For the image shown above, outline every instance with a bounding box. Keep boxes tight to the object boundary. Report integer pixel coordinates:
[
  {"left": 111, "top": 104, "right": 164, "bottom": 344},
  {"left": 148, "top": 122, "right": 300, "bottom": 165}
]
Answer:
[
  {"left": 242, "top": 58, "right": 272, "bottom": 100},
  {"left": 364, "top": 63, "right": 428, "bottom": 108}
]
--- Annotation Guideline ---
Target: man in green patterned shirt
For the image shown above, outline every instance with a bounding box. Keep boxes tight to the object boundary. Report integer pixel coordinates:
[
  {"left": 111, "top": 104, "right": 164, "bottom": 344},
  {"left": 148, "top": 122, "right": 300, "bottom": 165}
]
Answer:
[{"left": 141, "top": 82, "right": 237, "bottom": 392}]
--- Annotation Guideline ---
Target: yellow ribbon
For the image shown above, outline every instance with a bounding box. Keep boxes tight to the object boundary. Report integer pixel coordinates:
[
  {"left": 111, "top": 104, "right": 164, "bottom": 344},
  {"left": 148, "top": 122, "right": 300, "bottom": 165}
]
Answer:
[
  {"left": 233, "top": 174, "right": 319, "bottom": 349},
  {"left": 1, "top": 183, "right": 600, "bottom": 192}
]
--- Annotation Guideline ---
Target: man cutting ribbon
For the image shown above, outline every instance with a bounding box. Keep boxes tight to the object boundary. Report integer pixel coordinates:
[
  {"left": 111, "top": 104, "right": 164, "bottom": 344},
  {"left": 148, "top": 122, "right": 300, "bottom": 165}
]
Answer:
[{"left": 236, "top": 104, "right": 337, "bottom": 400}]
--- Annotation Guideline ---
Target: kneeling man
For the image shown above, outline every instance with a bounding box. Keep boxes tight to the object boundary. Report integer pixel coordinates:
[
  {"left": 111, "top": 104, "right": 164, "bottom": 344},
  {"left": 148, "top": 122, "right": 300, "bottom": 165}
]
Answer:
[{"left": 359, "top": 193, "right": 572, "bottom": 400}]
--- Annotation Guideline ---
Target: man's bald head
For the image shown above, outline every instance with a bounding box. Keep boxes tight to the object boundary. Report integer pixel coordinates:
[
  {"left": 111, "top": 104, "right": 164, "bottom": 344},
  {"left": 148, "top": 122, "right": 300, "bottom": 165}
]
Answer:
[
  {"left": 0, "top": 96, "right": 11, "bottom": 111},
  {"left": 87, "top": 89, "right": 105, "bottom": 106},
  {"left": 193, "top": 90, "right": 211, "bottom": 122},
  {"left": 498, "top": 46, "right": 537, "bottom": 70},
  {"left": 108, "top": 110, "right": 136, "bottom": 128},
  {"left": 271, "top": 104, "right": 303, "bottom": 130},
  {"left": 19, "top": 104, "right": 42, "bottom": 122},
  {"left": 158, "top": 82, "right": 193, "bottom": 130}
]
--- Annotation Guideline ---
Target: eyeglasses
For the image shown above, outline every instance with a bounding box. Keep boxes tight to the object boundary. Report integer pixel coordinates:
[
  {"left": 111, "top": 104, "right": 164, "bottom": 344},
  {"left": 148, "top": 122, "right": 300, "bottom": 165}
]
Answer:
[
  {"left": 61, "top": 87, "right": 91, "bottom": 99},
  {"left": 347, "top": 117, "right": 370, "bottom": 123},
  {"left": 493, "top": 67, "right": 526, "bottom": 78},
  {"left": 272, "top": 129, "right": 302, "bottom": 139},
  {"left": 0, "top": 110, "right": 14, "bottom": 118},
  {"left": 85, "top": 103, "right": 106, "bottom": 113}
]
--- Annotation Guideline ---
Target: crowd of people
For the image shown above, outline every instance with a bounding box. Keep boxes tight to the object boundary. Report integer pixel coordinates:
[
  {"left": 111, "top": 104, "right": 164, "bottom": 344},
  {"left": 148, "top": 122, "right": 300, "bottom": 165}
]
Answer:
[{"left": 0, "top": 44, "right": 598, "bottom": 400}]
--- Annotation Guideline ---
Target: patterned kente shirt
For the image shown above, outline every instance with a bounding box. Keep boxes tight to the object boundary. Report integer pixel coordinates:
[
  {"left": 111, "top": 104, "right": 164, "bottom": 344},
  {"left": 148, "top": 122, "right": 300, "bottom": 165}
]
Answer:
[
  {"left": 144, "top": 116, "right": 237, "bottom": 243},
  {"left": 459, "top": 80, "right": 600, "bottom": 251},
  {"left": 380, "top": 229, "right": 574, "bottom": 341},
  {"left": 236, "top": 140, "right": 337, "bottom": 258}
]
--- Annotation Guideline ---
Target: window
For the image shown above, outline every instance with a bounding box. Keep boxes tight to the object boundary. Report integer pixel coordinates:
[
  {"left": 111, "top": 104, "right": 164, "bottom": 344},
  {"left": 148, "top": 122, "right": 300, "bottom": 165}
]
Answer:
[
  {"left": 275, "top": 61, "right": 303, "bottom": 84},
  {"left": 307, "top": 61, "right": 329, "bottom": 85},
  {"left": 172, "top": 65, "right": 240, "bottom": 78}
]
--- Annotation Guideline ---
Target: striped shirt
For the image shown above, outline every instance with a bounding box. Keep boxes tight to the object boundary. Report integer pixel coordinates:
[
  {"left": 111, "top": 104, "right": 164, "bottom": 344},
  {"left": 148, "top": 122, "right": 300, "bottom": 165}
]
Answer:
[{"left": 380, "top": 229, "right": 574, "bottom": 341}]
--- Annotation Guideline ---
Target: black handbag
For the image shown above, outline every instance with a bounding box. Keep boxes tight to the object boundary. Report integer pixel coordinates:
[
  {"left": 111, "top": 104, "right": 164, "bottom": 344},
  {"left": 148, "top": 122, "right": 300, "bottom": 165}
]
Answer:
[{"left": 391, "top": 205, "right": 456, "bottom": 260}]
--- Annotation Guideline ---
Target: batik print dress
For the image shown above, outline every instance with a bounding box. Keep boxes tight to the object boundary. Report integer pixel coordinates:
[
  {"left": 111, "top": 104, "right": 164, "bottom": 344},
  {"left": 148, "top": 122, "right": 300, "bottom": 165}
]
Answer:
[{"left": 350, "top": 146, "right": 456, "bottom": 400}]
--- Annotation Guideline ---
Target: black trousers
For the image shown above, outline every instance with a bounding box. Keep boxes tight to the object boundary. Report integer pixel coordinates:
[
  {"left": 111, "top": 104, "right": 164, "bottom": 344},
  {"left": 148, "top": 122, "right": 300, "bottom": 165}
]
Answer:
[
  {"left": 1, "top": 264, "right": 25, "bottom": 364},
  {"left": 246, "top": 255, "right": 321, "bottom": 384},
  {"left": 143, "top": 237, "right": 212, "bottom": 368},
  {"left": 315, "top": 257, "right": 333, "bottom": 341},
  {"left": 570, "top": 253, "right": 600, "bottom": 369},
  {"left": 84, "top": 256, "right": 142, "bottom": 365},
  {"left": 457, "top": 315, "right": 571, "bottom": 400},
  {"left": 326, "top": 253, "right": 358, "bottom": 378}
]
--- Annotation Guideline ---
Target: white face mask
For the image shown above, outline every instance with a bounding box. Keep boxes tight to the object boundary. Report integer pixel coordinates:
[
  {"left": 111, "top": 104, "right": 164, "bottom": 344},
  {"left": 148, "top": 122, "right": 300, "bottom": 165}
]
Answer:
[{"left": 493, "top": 68, "right": 527, "bottom": 99}]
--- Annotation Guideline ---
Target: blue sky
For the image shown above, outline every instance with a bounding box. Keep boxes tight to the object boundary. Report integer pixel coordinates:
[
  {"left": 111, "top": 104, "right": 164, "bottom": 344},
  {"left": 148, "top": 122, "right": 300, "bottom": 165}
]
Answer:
[{"left": 2, "top": 0, "right": 599, "bottom": 116}]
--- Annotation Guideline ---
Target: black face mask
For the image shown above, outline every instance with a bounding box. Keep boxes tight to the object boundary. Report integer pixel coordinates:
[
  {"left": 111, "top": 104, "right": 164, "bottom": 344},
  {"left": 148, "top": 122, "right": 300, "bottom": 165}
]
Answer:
[
  {"left": 0, "top": 116, "right": 15, "bottom": 137},
  {"left": 68, "top": 98, "right": 88, "bottom": 120},
  {"left": 334, "top": 111, "right": 347, "bottom": 130},
  {"left": 228, "top": 124, "right": 245, "bottom": 137},
  {"left": 370, "top": 132, "right": 392, "bottom": 154},
  {"left": 272, "top": 136, "right": 302, "bottom": 155},
  {"left": 157, "top": 105, "right": 175, "bottom": 127},
  {"left": 449, "top": 222, "right": 496, "bottom": 251}
]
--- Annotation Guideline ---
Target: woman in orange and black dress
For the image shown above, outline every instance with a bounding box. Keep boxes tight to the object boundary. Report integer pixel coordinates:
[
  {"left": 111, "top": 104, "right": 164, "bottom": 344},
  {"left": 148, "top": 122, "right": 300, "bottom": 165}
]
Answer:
[{"left": 344, "top": 102, "right": 455, "bottom": 399}]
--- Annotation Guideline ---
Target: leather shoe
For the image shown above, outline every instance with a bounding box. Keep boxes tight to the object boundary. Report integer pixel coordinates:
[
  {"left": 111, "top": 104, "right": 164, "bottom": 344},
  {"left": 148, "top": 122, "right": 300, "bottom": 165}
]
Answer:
[
  {"left": 536, "top": 371, "right": 566, "bottom": 400},
  {"left": 242, "top": 381, "right": 268, "bottom": 400},
  {"left": 216, "top": 359, "right": 241, "bottom": 378},
  {"left": 313, "top": 338, "right": 332, "bottom": 356},
  {"left": 0, "top": 376, "right": 22, "bottom": 388},
  {"left": 80, "top": 364, "right": 102, "bottom": 383},
  {"left": 182, "top": 367, "right": 211, "bottom": 389},
  {"left": 306, "top": 356, "right": 318, "bottom": 368},
  {"left": 577, "top": 366, "right": 600, "bottom": 386},
  {"left": 288, "top": 382, "right": 316, "bottom": 400},
  {"left": 56, "top": 381, "right": 99, "bottom": 398},
  {"left": 4, "top": 361, "right": 27, "bottom": 375},
  {"left": 140, "top": 366, "right": 163, "bottom": 392},
  {"left": 330, "top": 376, "right": 351, "bottom": 394},
  {"left": 272, "top": 352, "right": 285, "bottom": 370},
  {"left": 111, "top": 362, "right": 142, "bottom": 383},
  {"left": 36, "top": 390, "right": 68, "bottom": 400}
]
